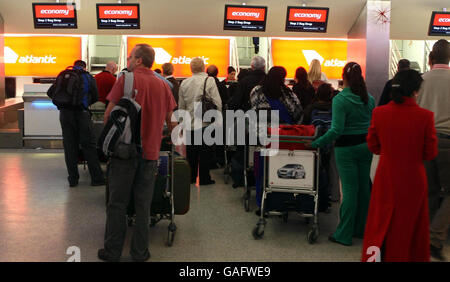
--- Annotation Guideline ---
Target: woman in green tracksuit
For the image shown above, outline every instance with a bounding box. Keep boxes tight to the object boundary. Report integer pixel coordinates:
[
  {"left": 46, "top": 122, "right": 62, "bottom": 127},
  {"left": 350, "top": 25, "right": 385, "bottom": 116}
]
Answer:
[{"left": 310, "top": 62, "right": 375, "bottom": 246}]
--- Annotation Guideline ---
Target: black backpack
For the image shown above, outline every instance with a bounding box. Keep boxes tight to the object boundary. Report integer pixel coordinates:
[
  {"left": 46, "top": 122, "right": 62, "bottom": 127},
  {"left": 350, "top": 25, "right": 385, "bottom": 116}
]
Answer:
[
  {"left": 98, "top": 71, "right": 142, "bottom": 160},
  {"left": 47, "top": 66, "right": 86, "bottom": 108}
]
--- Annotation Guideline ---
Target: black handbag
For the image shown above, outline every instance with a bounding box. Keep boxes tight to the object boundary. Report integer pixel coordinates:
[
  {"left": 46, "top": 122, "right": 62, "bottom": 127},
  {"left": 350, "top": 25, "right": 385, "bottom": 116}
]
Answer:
[{"left": 200, "top": 77, "right": 218, "bottom": 115}]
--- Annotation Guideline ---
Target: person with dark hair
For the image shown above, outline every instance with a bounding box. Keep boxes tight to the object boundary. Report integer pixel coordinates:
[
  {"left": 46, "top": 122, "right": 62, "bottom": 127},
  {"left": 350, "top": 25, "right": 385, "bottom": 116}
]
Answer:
[
  {"left": 302, "top": 83, "right": 335, "bottom": 212},
  {"left": 250, "top": 66, "right": 303, "bottom": 125},
  {"left": 154, "top": 68, "right": 162, "bottom": 74},
  {"left": 309, "top": 62, "right": 375, "bottom": 246},
  {"left": 162, "top": 62, "right": 179, "bottom": 105},
  {"left": 302, "top": 83, "right": 332, "bottom": 125},
  {"left": 73, "top": 60, "right": 87, "bottom": 69},
  {"left": 99, "top": 44, "right": 177, "bottom": 262},
  {"left": 53, "top": 59, "right": 105, "bottom": 188},
  {"left": 417, "top": 39, "right": 450, "bottom": 261},
  {"left": 207, "top": 65, "right": 229, "bottom": 167},
  {"left": 228, "top": 57, "right": 266, "bottom": 188},
  {"left": 378, "top": 59, "right": 410, "bottom": 106},
  {"left": 228, "top": 56, "right": 266, "bottom": 112},
  {"left": 362, "top": 69, "right": 437, "bottom": 262},
  {"left": 427, "top": 51, "right": 435, "bottom": 70},
  {"left": 292, "top": 66, "right": 316, "bottom": 110},
  {"left": 207, "top": 65, "right": 229, "bottom": 106},
  {"left": 226, "top": 66, "right": 236, "bottom": 83}
]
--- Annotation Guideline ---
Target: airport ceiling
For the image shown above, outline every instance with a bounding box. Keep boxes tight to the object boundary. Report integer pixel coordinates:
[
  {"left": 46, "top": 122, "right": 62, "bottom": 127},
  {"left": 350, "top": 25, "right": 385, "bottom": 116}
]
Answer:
[{"left": 0, "top": 0, "right": 448, "bottom": 39}]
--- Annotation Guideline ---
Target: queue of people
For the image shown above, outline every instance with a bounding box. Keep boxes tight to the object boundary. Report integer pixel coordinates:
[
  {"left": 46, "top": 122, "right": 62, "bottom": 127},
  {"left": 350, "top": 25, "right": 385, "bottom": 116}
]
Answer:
[{"left": 48, "top": 38, "right": 449, "bottom": 262}]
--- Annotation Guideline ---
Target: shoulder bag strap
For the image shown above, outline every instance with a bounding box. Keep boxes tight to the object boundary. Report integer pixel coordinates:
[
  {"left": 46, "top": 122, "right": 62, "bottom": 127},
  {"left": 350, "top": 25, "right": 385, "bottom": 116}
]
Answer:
[
  {"left": 123, "top": 72, "right": 135, "bottom": 99},
  {"left": 203, "top": 76, "right": 210, "bottom": 99}
]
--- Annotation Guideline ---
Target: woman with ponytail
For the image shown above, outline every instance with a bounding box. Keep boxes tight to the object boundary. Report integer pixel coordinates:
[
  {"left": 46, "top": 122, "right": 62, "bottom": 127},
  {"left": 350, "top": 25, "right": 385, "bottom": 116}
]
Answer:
[
  {"left": 362, "top": 70, "right": 437, "bottom": 262},
  {"left": 310, "top": 62, "right": 375, "bottom": 246}
]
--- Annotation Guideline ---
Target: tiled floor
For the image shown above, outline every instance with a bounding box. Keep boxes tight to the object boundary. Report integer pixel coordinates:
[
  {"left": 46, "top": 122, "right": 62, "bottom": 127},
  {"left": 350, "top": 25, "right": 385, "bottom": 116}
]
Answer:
[{"left": 0, "top": 149, "right": 448, "bottom": 262}]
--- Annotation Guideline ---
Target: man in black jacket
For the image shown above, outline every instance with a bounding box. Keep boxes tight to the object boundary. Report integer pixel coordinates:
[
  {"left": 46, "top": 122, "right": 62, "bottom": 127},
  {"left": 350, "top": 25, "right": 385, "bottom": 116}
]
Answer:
[
  {"left": 162, "top": 62, "right": 180, "bottom": 105},
  {"left": 227, "top": 56, "right": 266, "bottom": 188},
  {"left": 378, "top": 59, "right": 410, "bottom": 106},
  {"left": 207, "top": 65, "right": 229, "bottom": 107},
  {"left": 227, "top": 56, "right": 266, "bottom": 112},
  {"left": 53, "top": 60, "right": 105, "bottom": 187}
]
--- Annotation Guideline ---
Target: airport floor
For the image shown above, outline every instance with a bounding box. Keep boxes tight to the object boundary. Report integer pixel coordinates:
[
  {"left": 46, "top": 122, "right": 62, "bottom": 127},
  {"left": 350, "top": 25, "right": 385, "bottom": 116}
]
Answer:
[{"left": 0, "top": 149, "right": 448, "bottom": 262}]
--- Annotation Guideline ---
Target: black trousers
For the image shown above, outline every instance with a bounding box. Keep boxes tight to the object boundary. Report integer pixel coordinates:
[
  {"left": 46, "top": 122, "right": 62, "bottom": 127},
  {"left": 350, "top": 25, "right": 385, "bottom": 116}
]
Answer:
[
  {"left": 186, "top": 128, "right": 213, "bottom": 184},
  {"left": 59, "top": 109, "right": 104, "bottom": 183}
]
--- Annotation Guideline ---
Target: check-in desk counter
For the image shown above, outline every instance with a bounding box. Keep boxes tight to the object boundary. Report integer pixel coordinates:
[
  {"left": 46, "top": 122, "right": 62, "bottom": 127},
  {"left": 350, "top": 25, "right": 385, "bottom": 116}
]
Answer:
[{"left": 22, "top": 84, "right": 62, "bottom": 148}]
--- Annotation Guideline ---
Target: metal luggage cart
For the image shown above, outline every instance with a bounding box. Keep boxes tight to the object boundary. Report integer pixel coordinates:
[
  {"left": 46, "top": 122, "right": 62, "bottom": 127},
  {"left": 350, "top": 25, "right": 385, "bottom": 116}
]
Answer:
[
  {"left": 243, "top": 144, "right": 256, "bottom": 212},
  {"left": 149, "top": 145, "right": 177, "bottom": 247},
  {"left": 125, "top": 145, "right": 177, "bottom": 247},
  {"left": 223, "top": 143, "right": 237, "bottom": 185},
  {"left": 252, "top": 132, "right": 321, "bottom": 244}
]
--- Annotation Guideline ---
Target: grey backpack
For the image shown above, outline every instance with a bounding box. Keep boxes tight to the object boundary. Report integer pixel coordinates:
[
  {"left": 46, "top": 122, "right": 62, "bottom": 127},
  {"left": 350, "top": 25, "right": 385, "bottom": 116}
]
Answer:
[{"left": 97, "top": 72, "right": 142, "bottom": 159}]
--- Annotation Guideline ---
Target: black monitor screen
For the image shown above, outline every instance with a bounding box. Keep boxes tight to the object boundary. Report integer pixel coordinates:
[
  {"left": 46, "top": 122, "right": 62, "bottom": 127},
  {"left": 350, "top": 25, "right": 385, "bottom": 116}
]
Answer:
[
  {"left": 32, "top": 3, "right": 77, "bottom": 29},
  {"left": 428, "top": 11, "right": 450, "bottom": 36},
  {"left": 224, "top": 5, "right": 267, "bottom": 31},
  {"left": 285, "top": 6, "right": 329, "bottom": 32},
  {"left": 96, "top": 4, "right": 140, "bottom": 29}
]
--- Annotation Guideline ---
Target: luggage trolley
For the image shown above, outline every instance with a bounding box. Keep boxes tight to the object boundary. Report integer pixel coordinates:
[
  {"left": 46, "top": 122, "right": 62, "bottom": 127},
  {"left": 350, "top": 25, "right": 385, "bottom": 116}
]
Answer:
[
  {"left": 223, "top": 142, "right": 237, "bottom": 185},
  {"left": 252, "top": 131, "right": 321, "bottom": 244},
  {"left": 243, "top": 144, "right": 256, "bottom": 212},
  {"left": 149, "top": 144, "right": 177, "bottom": 247}
]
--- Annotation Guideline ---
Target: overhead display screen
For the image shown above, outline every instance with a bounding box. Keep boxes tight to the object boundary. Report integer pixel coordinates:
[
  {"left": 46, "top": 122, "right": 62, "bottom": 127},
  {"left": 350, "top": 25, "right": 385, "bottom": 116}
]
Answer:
[
  {"left": 428, "top": 11, "right": 450, "bottom": 36},
  {"left": 32, "top": 3, "right": 77, "bottom": 29},
  {"left": 96, "top": 4, "right": 140, "bottom": 29},
  {"left": 223, "top": 5, "right": 267, "bottom": 31},
  {"left": 285, "top": 7, "right": 329, "bottom": 32}
]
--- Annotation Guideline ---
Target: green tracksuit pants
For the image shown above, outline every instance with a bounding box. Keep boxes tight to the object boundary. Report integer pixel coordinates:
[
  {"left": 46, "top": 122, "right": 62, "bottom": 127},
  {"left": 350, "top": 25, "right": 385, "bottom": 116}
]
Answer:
[{"left": 332, "top": 143, "right": 373, "bottom": 245}]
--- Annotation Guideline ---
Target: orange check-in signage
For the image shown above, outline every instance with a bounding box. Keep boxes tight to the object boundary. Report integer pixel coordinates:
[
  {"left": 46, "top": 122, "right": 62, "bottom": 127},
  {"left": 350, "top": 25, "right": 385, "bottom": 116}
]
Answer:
[
  {"left": 271, "top": 39, "right": 347, "bottom": 79},
  {"left": 127, "top": 37, "right": 230, "bottom": 77},
  {"left": 4, "top": 36, "right": 82, "bottom": 77}
]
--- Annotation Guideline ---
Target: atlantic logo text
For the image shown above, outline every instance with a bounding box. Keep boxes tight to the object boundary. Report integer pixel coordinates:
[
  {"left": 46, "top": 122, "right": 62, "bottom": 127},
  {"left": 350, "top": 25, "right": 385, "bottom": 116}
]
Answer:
[
  {"left": 231, "top": 11, "right": 260, "bottom": 18},
  {"left": 4, "top": 47, "right": 56, "bottom": 64},
  {"left": 39, "top": 9, "right": 70, "bottom": 16},
  {"left": 293, "top": 13, "right": 322, "bottom": 20},
  {"left": 302, "top": 50, "right": 346, "bottom": 67},
  {"left": 104, "top": 10, "right": 133, "bottom": 16},
  {"left": 153, "top": 48, "right": 210, "bottom": 65}
]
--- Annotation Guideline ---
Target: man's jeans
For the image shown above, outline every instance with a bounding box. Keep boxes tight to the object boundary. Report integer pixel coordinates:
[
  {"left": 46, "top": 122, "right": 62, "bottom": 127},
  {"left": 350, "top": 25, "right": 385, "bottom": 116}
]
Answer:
[
  {"left": 426, "top": 136, "right": 450, "bottom": 249},
  {"left": 104, "top": 156, "right": 157, "bottom": 259}
]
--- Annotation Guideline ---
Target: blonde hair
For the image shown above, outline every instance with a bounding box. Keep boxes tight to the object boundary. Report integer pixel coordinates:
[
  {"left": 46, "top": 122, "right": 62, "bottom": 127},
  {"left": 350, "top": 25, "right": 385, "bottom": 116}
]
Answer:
[
  {"left": 190, "top": 57, "right": 205, "bottom": 74},
  {"left": 308, "top": 59, "right": 322, "bottom": 82}
]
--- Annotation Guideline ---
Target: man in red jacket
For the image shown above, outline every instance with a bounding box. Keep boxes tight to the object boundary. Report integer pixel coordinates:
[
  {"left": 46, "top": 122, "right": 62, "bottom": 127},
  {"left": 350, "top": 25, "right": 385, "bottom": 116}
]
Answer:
[{"left": 95, "top": 61, "right": 118, "bottom": 106}]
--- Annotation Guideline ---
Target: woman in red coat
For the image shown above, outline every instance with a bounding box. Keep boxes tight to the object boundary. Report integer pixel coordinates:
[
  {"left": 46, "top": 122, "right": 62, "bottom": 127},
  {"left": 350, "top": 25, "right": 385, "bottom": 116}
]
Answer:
[{"left": 362, "top": 70, "right": 438, "bottom": 262}]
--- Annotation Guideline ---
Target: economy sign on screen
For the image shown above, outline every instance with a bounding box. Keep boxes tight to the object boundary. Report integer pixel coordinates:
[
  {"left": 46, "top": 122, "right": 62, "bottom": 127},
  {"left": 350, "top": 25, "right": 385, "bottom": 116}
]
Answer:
[
  {"left": 224, "top": 5, "right": 267, "bottom": 31},
  {"left": 32, "top": 3, "right": 77, "bottom": 29},
  {"left": 428, "top": 12, "right": 450, "bottom": 36},
  {"left": 97, "top": 4, "right": 140, "bottom": 29},
  {"left": 285, "top": 7, "right": 329, "bottom": 32}
]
